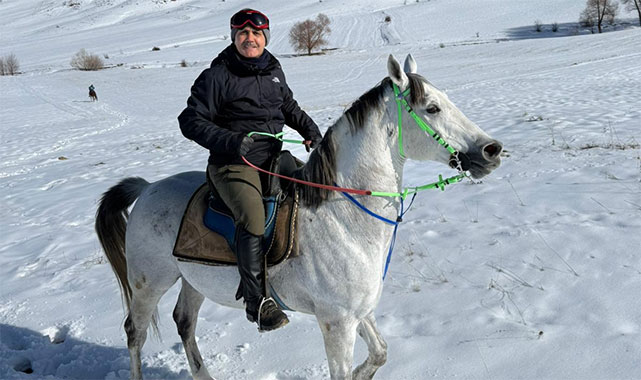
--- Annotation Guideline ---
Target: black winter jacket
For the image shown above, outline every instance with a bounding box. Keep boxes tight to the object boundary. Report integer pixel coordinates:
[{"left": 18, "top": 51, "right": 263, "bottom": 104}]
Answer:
[{"left": 178, "top": 44, "right": 321, "bottom": 167}]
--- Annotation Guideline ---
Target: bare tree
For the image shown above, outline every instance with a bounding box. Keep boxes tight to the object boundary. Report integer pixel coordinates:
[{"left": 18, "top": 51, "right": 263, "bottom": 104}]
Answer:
[
  {"left": 1, "top": 53, "right": 20, "bottom": 75},
  {"left": 580, "top": 0, "right": 619, "bottom": 33},
  {"left": 71, "top": 48, "right": 104, "bottom": 71},
  {"left": 534, "top": 19, "right": 543, "bottom": 32},
  {"left": 621, "top": 0, "right": 641, "bottom": 25},
  {"left": 289, "top": 13, "right": 331, "bottom": 55}
]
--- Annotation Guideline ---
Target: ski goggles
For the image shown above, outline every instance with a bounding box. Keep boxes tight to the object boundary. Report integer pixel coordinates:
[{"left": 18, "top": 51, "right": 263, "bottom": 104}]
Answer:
[{"left": 230, "top": 9, "right": 269, "bottom": 30}]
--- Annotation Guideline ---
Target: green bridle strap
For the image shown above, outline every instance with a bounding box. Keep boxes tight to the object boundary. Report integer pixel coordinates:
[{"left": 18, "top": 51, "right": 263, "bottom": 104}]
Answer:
[
  {"left": 247, "top": 131, "right": 303, "bottom": 145},
  {"left": 393, "top": 83, "right": 457, "bottom": 156},
  {"left": 370, "top": 173, "right": 466, "bottom": 198},
  {"left": 394, "top": 84, "right": 411, "bottom": 158}
]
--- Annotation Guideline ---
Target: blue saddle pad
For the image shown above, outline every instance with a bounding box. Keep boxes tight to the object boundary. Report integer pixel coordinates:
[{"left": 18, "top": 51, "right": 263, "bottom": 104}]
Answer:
[{"left": 203, "top": 196, "right": 278, "bottom": 249}]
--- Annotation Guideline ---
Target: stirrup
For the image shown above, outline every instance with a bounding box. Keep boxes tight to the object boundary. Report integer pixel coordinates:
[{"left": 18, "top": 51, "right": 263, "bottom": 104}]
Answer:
[
  {"left": 257, "top": 297, "right": 274, "bottom": 329},
  {"left": 257, "top": 297, "right": 289, "bottom": 332}
]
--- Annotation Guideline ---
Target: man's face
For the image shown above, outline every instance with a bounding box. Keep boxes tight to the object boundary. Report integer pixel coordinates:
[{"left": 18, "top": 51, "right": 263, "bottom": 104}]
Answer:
[{"left": 234, "top": 26, "right": 266, "bottom": 58}]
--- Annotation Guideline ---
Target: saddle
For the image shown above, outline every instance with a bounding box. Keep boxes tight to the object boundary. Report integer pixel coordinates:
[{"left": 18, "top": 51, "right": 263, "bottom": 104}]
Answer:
[{"left": 173, "top": 151, "right": 301, "bottom": 266}]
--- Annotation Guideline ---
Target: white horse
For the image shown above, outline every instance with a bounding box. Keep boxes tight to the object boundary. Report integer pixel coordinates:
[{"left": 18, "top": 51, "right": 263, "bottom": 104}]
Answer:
[{"left": 96, "top": 55, "right": 502, "bottom": 380}]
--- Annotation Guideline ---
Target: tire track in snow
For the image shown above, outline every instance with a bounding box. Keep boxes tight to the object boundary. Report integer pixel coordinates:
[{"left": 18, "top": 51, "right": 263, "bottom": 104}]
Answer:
[{"left": 328, "top": 56, "right": 378, "bottom": 88}]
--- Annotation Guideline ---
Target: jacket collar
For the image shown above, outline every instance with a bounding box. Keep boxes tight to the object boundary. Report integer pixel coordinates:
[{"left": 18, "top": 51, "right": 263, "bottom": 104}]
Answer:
[{"left": 213, "top": 44, "right": 279, "bottom": 76}]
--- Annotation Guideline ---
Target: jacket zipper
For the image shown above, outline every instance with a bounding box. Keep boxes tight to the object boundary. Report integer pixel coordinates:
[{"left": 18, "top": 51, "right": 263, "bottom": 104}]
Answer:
[{"left": 257, "top": 74, "right": 274, "bottom": 130}]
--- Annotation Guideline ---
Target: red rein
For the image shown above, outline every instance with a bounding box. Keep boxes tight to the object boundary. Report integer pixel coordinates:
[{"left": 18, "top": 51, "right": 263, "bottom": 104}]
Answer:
[{"left": 241, "top": 156, "right": 372, "bottom": 196}]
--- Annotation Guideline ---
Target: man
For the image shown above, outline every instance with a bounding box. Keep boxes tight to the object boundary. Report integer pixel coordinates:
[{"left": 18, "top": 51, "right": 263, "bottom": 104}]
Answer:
[
  {"left": 88, "top": 84, "right": 97, "bottom": 101},
  {"left": 178, "top": 9, "right": 322, "bottom": 331}
]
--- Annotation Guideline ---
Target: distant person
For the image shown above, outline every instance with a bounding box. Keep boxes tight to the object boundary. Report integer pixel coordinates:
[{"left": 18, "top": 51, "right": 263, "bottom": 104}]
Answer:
[
  {"left": 178, "top": 9, "right": 322, "bottom": 331},
  {"left": 88, "top": 84, "right": 97, "bottom": 101}
]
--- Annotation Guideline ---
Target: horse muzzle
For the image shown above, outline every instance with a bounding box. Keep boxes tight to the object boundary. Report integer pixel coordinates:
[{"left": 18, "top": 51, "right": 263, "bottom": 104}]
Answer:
[{"left": 452, "top": 140, "right": 503, "bottom": 179}]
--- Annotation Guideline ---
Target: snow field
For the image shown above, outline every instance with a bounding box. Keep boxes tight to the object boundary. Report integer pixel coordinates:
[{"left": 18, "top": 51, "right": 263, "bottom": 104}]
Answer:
[{"left": 1, "top": 0, "right": 640, "bottom": 379}]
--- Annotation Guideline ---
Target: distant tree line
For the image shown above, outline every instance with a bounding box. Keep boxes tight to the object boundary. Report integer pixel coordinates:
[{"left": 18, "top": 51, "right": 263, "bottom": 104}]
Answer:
[
  {"left": 621, "top": 0, "right": 641, "bottom": 26},
  {"left": 580, "top": 0, "right": 641, "bottom": 33}
]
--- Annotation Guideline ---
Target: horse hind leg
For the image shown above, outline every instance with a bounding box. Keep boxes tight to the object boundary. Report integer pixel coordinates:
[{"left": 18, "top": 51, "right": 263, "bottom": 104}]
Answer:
[
  {"left": 124, "top": 278, "right": 174, "bottom": 380},
  {"left": 173, "top": 279, "right": 213, "bottom": 380},
  {"left": 353, "top": 314, "right": 387, "bottom": 380}
]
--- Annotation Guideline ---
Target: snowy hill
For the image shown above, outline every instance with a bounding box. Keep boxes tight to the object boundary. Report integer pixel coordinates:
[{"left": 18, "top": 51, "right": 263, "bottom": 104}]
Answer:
[{"left": 1, "top": 0, "right": 640, "bottom": 379}]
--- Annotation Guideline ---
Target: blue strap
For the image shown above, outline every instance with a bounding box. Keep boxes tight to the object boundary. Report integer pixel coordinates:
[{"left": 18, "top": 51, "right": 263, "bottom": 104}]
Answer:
[
  {"left": 337, "top": 185, "right": 418, "bottom": 280},
  {"left": 383, "top": 223, "right": 400, "bottom": 280},
  {"left": 382, "top": 193, "right": 417, "bottom": 280},
  {"left": 339, "top": 189, "right": 398, "bottom": 225}
]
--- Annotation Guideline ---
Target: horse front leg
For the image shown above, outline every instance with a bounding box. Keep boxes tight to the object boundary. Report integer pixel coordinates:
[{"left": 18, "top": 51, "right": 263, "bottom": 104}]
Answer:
[
  {"left": 173, "top": 279, "right": 214, "bottom": 380},
  {"left": 353, "top": 313, "right": 387, "bottom": 380},
  {"left": 318, "top": 316, "right": 359, "bottom": 379}
]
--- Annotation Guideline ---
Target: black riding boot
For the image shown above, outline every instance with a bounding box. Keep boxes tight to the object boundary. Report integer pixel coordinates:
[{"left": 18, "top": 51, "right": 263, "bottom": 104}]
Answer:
[{"left": 235, "top": 227, "right": 289, "bottom": 331}]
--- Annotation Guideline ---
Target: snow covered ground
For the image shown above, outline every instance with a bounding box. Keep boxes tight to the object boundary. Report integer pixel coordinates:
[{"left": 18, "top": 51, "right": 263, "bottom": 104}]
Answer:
[{"left": 1, "top": 0, "right": 640, "bottom": 379}]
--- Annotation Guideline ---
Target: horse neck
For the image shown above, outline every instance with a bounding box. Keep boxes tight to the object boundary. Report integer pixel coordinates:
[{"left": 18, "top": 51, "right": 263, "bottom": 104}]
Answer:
[
  {"left": 332, "top": 110, "right": 405, "bottom": 214},
  {"left": 302, "top": 111, "right": 406, "bottom": 277}
]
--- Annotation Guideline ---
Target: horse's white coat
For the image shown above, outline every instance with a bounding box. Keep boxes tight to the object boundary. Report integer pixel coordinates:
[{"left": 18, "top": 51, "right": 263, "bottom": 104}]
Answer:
[{"left": 111, "top": 55, "right": 501, "bottom": 380}]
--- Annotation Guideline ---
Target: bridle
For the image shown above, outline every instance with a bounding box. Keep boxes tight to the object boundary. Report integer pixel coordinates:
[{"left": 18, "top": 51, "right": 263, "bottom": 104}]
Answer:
[{"left": 392, "top": 82, "right": 471, "bottom": 177}]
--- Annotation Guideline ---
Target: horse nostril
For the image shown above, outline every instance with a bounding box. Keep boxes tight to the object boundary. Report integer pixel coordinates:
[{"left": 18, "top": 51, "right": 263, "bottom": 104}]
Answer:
[{"left": 483, "top": 142, "right": 502, "bottom": 158}]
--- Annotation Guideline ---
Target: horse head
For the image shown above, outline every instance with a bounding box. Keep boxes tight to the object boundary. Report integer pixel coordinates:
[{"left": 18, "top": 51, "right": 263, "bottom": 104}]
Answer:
[{"left": 387, "top": 54, "right": 502, "bottom": 179}]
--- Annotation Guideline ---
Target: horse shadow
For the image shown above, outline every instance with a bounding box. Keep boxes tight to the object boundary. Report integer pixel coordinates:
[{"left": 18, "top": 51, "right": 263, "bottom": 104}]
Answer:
[{"left": 0, "top": 324, "right": 189, "bottom": 379}]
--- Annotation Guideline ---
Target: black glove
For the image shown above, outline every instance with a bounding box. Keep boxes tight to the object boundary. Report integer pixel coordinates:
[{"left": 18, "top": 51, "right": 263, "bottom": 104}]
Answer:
[
  {"left": 305, "top": 133, "right": 323, "bottom": 152},
  {"left": 238, "top": 136, "right": 254, "bottom": 156}
]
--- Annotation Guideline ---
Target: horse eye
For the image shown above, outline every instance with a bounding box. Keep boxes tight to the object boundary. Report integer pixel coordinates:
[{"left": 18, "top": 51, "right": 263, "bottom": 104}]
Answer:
[{"left": 426, "top": 105, "right": 441, "bottom": 114}]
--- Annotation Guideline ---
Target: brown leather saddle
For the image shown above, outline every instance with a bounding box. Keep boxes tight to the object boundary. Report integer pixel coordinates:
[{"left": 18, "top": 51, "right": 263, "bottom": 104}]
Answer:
[{"left": 172, "top": 152, "right": 301, "bottom": 267}]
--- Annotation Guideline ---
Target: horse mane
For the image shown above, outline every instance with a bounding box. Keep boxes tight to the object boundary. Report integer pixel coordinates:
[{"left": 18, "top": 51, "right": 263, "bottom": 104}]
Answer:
[
  {"left": 296, "top": 73, "right": 427, "bottom": 208},
  {"left": 344, "top": 74, "right": 427, "bottom": 130}
]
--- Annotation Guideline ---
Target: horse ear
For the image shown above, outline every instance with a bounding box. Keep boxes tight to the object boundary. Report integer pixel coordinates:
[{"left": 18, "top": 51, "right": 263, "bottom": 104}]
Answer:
[
  {"left": 387, "top": 55, "right": 409, "bottom": 90},
  {"left": 404, "top": 54, "right": 417, "bottom": 74}
]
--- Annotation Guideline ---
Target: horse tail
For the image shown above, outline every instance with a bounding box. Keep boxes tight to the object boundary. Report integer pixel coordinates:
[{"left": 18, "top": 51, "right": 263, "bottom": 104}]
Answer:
[{"left": 95, "top": 177, "right": 151, "bottom": 326}]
